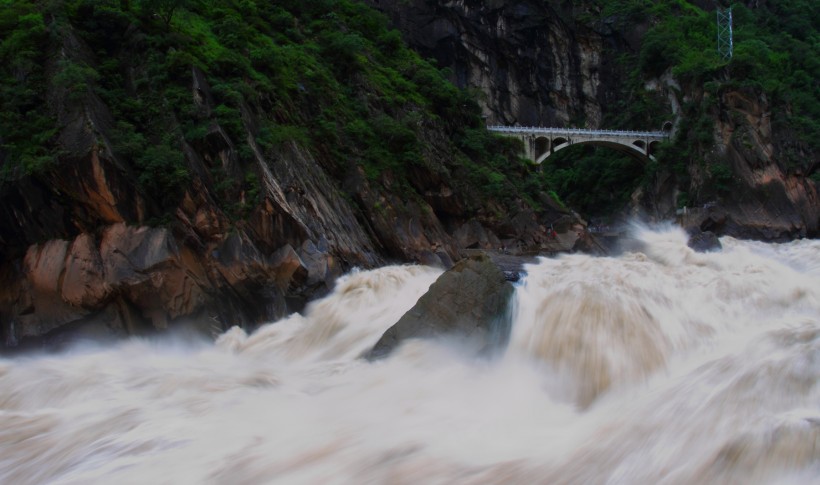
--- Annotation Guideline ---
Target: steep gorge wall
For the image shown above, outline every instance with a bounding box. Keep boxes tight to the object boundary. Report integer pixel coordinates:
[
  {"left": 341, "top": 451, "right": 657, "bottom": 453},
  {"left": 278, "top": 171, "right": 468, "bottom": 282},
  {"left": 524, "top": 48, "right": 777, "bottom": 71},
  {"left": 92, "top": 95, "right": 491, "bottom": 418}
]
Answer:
[
  {"left": 702, "top": 87, "right": 818, "bottom": 238},
  {"left": 368, "top": 0, "right": 621, "bottom": 127},
  {"left": 369, "top": 0, "right": 818, "bottom": 238},
  {"left": 0, "top": 67, "right": 381, "bottom": 345},
  {"left": 0, "top": 6, "right": 577, "bottom": 349}
]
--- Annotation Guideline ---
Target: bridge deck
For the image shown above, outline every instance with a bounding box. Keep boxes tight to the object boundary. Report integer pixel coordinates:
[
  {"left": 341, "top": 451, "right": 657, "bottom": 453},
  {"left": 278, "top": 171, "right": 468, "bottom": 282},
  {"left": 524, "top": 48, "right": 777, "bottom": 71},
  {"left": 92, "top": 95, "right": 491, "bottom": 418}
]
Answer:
[{"left": 487, "top": 125, "right": 667, "bottom": 139}]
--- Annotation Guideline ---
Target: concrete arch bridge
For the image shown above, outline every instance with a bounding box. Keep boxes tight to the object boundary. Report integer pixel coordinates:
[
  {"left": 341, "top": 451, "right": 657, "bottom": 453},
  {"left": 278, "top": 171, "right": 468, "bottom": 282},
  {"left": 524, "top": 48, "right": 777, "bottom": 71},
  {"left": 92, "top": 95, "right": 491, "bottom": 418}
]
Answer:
[{"left": 487, "top": 125, "right": 669, "bottom": 164}]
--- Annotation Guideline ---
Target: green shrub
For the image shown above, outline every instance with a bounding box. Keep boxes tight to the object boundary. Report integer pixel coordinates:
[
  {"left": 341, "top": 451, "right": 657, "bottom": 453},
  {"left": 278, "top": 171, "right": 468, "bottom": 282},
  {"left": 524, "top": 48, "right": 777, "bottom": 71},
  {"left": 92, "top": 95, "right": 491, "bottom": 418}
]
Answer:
[{"left": 136, "top": 137, "right": 189, "bottom": 208}]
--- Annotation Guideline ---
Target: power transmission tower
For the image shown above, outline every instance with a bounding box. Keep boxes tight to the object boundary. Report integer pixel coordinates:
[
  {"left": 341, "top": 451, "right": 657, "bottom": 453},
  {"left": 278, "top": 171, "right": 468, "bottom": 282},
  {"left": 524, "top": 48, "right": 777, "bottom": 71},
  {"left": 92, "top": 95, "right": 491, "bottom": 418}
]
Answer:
[{"left": 717, "top": 7, "right": 733, "bottom": 61}]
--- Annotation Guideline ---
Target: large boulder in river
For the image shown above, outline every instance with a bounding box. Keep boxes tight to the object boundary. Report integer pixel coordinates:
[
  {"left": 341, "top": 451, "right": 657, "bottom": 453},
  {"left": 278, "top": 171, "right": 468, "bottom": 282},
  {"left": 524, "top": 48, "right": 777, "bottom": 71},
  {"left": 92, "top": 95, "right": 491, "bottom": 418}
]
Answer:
[
  {"left": 687, "top": 230, "right": 722, "bottom": 252},
  {"left": 367, "top": 253, "right": 514, "bottom": 359}
]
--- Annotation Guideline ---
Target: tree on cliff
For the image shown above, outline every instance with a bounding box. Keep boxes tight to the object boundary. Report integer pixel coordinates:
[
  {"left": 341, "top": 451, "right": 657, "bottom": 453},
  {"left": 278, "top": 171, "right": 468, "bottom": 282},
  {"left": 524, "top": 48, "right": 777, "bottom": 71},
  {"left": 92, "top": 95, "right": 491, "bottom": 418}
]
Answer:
[{"left": 139, "top": 0, "right": 196, "bottom": 27}]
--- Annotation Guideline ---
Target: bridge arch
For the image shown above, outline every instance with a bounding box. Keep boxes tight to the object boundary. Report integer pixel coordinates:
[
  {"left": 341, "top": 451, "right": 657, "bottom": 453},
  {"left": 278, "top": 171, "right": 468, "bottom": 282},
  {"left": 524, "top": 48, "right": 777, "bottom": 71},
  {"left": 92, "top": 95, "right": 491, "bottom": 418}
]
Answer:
[
  {"left": 536, "top": 142, "right": 647, "bottom": 218},
  {"left": 536, "top": 139, "right": 655, "bottom": 165},
  {"left": 552, "top": 137, "right": 569, "bottom": 149},
  {"left": 533, "top": 136, "right": 550, "bottom": 161}
]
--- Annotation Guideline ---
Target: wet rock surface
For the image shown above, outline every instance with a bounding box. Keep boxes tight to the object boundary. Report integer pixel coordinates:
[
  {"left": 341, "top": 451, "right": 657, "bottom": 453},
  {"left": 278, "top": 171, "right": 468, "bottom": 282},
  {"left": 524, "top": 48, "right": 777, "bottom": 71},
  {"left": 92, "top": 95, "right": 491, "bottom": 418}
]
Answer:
[
  {"left": 366, "top": 0, "right": 614, "bottom": 127},
  {"left": 687, "top": 230, "right": 723, "bottom": 253},
  {"left": 367, "top": 253, "right": 515, "bottom": 359}
]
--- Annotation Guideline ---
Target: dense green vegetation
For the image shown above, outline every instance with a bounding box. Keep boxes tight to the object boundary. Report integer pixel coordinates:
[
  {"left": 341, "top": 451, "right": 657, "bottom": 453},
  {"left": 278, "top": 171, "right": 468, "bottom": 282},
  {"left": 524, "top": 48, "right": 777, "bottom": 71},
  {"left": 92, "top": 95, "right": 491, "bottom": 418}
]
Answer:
[
  {"left": 597, "top": 0, "right": 819, "bottom": 142},
  {"left": 539, "top": 146, "right": 643, "bottom": 217},
  {"left": 1, "top": 0, "right": 816, "bottom": 224},
  {"left": 548, "top": 0, "right": 819, "bottom": 217},
  {"left": 0, "top": 1, "right": 55, "bottom": 178},
  {"left": 0, "top": 0, "right": 530, "bottom": 218}
]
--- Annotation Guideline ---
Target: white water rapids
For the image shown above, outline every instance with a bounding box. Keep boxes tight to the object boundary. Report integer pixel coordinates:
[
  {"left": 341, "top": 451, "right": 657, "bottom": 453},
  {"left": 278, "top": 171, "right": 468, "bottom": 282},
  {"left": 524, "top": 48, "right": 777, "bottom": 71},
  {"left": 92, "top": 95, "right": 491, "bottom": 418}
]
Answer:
[{"left": 1, "top": 226, "right": 818, "bottom": 484}]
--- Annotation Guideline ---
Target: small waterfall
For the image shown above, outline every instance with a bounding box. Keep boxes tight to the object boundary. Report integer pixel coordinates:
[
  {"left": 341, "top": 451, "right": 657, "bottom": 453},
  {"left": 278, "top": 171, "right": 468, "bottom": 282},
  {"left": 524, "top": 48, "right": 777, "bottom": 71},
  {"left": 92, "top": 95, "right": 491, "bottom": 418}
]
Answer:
[{"left": 0, "top": 225, "right": 817, "bottom": 484}]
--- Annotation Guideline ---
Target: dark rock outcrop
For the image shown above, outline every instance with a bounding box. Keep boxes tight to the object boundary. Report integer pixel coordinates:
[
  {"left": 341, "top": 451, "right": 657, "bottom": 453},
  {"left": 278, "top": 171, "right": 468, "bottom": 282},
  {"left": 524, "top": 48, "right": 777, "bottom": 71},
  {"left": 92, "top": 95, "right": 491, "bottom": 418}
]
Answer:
[
  {"left": 367, "top": 253, "right": 514, "bottom": 359},
  {"left": 710, "top": 89, "right": 818, "bottom": 239},
  {"left": 0, "top": 13, "right": 578, "bottom": 348},
  {"left": 367, "top": 0, "right": 616, "bottom": 127},
  {"left": 687, "top": 230, "right": 722, "bottom": 253}
]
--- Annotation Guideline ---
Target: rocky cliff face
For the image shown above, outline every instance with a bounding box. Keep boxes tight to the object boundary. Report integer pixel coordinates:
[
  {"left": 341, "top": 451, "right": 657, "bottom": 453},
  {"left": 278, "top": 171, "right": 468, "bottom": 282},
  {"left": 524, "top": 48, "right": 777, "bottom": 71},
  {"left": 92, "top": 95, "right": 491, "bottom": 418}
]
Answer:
[
  {"left": 638, "top": 79, "right": 819, "bottom": 239},
  {"left": 0, "top": 5, "right": 577, "bottom": 348},
  {"left": 368, "top": 0, "right": 818, "bottom": 238},
  {"left": 0, "top": 110, "right": 373, "bottom": 347},
  {"left": 706, "top": 87, "right": 818, "bottom": 238},
  {"left": 368, "top": 0, "right": 619, "bottom": 127}
]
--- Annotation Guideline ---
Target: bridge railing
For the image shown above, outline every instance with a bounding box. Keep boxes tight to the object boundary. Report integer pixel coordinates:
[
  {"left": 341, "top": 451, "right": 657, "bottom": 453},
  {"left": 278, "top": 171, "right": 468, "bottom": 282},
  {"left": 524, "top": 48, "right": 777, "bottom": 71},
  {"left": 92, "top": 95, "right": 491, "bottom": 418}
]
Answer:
[{"left": 486, "top": 125, "right": 667, "bottom": 138}]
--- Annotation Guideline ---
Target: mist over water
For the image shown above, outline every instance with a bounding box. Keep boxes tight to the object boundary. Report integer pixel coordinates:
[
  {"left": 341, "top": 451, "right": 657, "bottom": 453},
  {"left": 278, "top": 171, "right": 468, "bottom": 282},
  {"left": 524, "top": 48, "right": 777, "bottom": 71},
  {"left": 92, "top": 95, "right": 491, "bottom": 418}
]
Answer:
[{"left": 1, "top": 225, "right": 818, "bottom": 484}]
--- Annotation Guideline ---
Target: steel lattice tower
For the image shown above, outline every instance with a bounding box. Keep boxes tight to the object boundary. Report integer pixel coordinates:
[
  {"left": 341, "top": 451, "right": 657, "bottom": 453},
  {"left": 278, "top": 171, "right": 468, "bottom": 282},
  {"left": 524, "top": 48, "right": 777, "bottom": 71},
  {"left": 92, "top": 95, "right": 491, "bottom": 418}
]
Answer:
[{"left": 717, "top": 7, "right": 733, "bottom": 61}]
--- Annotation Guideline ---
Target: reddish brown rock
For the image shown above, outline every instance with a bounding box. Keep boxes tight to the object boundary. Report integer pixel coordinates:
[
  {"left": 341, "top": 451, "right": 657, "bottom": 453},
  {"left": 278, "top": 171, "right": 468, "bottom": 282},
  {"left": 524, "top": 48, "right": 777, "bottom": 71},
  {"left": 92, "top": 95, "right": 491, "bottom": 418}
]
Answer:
[
  {"left": 270, "top": 244, "right": 308, "bottom": 289},
  {"left": 98, "top": 224, "right": 205, "bottom": 328},
  {"left": 17, "top": 240, "right": 88, "bottom": 338},
  {"left": 212, "top": 231, "right": 275, "bottom": 289},
  {"left": 24, "top": 240, "right": 68, "bottom": 297},
  {"left": 61, "top": 233, "right": 110, "bottom": 308}
]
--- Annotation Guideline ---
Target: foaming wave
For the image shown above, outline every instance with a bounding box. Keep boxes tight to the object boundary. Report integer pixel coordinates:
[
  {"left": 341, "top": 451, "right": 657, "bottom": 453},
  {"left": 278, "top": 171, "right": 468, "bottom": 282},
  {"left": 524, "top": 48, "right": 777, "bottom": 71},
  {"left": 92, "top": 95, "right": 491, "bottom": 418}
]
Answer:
[
  {"left": 722, "top": 236, "right": 820, "bottom": 276},
  {"left": 511, "top": 225, "right": 820, "bottom": 407},
  {"left": 510, "top": 252, "right": 710, "bottom": 407},
  {"left": 0, "top": 232, "right": 818, "bottom": 484},
  {"left": 216, "top": 265, "right": 442, "bottom": 362},
  {"left": 534, "top": 319, "right": 820, "bottom": 485},
  {"left": 627, "top": 221, "right": 696, "bottom": 266}
]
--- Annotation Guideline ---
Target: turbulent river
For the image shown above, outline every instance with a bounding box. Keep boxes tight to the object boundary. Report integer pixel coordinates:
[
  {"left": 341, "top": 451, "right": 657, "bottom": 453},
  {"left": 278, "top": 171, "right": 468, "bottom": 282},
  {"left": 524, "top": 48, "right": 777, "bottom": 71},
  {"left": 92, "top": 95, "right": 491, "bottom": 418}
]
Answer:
[{"left": 1, "top": 225, "right": 818, "bottom": 484}]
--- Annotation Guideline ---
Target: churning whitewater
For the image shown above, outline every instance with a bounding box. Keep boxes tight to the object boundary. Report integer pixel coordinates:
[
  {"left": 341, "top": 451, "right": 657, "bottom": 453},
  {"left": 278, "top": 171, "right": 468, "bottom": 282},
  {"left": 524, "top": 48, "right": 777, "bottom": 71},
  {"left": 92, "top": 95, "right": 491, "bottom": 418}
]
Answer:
[{"left": 1, "top": 226, "right": 818, "bottom": 484}]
